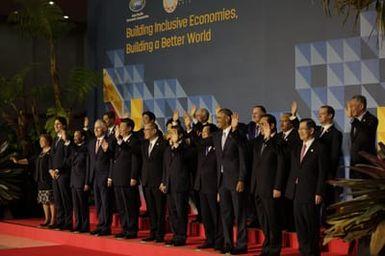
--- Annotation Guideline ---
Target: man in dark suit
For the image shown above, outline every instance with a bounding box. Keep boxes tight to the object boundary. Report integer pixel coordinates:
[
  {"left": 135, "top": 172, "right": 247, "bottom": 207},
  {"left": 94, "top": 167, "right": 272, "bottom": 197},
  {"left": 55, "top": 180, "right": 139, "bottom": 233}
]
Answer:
[
  {"left": 285, "top": 118, "right": 326, "bottom": 256},
  {"left": 184, "top": 106, "right": 215, "bottom": 224},
  {"left": 317, "top": 105, "right": 343, "bottom": 221},
  {"left": 160, "top": 125, "right": 194, "bottom": 246},
  {"left": 251, "top": 114, "right": 285, "bottom": 256},
  {"left": 346, "top": 95, "right": 378, "bottom": 177},
  {"left": 66, "top": 130, "right": 90, "bottom": 233},
  {"left": 141, "top": 122, "right": 167, "bottom": 243},
  {"left": 193, "top": 124, "right": 223, "bottom": 250},
  {"left": 189, "top": 105, "right": 217, "bottom": 135},
  {"left": 213, "top": 109, "right": 247, "bottom": 255},
  {"left": 108, "top": 118, "right": 141, "bottom": 239},
  {"left": 278, "top": 101, "right": 301, "bottom": 145},
  {"left": 49, "top": 116, "right": 73, "bottom": 230},
  {"left": 242, "top": 105, "right": 266, "bottom": 141},
  {"left": 278, "top": 113, "right": 300, "bottom": 148},
  {"left": 87, "top": 119, "right": 114, "bottom": 236},
  {"left": 278, "top": 112, "right": 301, "bottom": 232},
  {"left": 103, "top": 111, "right": 117, "bottom": 140},
  {"left": 239, "top": 105, "right": 266, "bottom": 229},
  {"left": 135, "top": 111, "right": 163, "bottom": 143}
]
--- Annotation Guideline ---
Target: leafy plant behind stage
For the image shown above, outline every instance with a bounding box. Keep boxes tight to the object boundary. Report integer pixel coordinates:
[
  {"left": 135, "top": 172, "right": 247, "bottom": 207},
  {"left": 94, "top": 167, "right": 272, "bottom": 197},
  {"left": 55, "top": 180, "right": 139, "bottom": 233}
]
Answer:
[
  {"left": 320, "top": 0, "right": 385, "bottom": 39},
  {"left": 0, "top": 141, "right": 24, "bottom": 206},
  {"left": 4, "top": 0, "right": 99, "bottom": 152},
  {"left": 324, "top": 142, "right": 385, "bottom": 255}
]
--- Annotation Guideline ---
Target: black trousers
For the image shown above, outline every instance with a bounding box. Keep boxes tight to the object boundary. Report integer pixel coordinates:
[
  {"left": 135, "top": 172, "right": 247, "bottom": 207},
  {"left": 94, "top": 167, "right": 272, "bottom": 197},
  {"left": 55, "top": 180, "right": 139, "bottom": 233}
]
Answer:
[
  {"left": 114, "top": 186, "right": 140, "bottom": 235},
  {"left": 294, "top": 199, "right": 321, "bottom": 256},
  {"left": 255, "top": 195, "right": 282, "bottom": 256},
  {"left": 71, "top": 187, "right": 89, "bottom": 231},
  {"left": 246, "top": 191, "right": 259, "bottom": 226},
  {"left": 191, "top": 190, "right": 201, "bottom": 221},
  {"left": 93, "top": 178, "right": 112, "bottom": 233},
  {"left": 282, "top": 197, "right": 296, "bottom": 231},
  {"left": 52, "top": 175, "right": 72, "bottom": 227},
  {"left": 199, "top": 192, "right": 223, "bottom": 246},
  {"left": 167, "top": 191, "right": 189, "bottom": 242},
  {"left": 321, "top": 184, "right": 337, "bottom": 225},
  {"left": 144, "top": 186, "right": 166, "bottom": 239},
  {"left": 219, "top": 187, "right": 247, "bottom": 250}
]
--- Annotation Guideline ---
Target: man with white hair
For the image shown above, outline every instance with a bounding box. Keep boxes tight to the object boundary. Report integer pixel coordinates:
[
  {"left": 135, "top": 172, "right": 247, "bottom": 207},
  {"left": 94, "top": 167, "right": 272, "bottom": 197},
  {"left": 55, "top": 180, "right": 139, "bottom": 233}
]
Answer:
[{"left": 87, "top": 119, "right": 114, "bottom": 236}]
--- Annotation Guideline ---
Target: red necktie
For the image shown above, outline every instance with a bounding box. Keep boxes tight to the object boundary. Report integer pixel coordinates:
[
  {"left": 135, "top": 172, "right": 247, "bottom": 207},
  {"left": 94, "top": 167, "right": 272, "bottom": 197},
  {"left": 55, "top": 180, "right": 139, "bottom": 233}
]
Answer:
[{"left": 300, "top": 143, "right": 307, "bottom": 162}]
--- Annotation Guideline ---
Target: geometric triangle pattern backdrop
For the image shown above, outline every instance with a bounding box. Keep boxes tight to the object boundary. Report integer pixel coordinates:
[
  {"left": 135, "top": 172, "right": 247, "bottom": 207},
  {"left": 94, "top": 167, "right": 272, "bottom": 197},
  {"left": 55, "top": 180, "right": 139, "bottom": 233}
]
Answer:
[
  {"left": 295, "top": 11, "right": 385, "bottom": 145},
  {"left": 103, "top": 50, "right": 219, "bottom": 131}
]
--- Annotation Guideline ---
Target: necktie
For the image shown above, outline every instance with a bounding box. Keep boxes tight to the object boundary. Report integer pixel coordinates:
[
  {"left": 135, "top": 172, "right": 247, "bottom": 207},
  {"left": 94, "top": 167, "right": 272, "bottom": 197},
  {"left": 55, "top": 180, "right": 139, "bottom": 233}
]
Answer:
[
  {"left": 260, "top": 141, "right": 267, "bottom": 155},
  {"left": 319, "top": 127, "right": 325, "bottom": 137},
  {"left": 205, "top": 146, "right": 210, "bottom": 156},
  {"left": 255, "top": 125, "right": 259, "bottom": 138},
  {"left": 221, "top": 132, "right": 227, "bottom": 150},
  {"left": 352, "top": 118, "right": 358, "bottom": 137},
  {"left": 148, "top": 142, "right": 153, "bottom": 156},
  {"left": 300, "top": 143, "right": 307, "bottom": 162},
  {"left": 95, "top": 139, "right": 101, "bottom": 154}
]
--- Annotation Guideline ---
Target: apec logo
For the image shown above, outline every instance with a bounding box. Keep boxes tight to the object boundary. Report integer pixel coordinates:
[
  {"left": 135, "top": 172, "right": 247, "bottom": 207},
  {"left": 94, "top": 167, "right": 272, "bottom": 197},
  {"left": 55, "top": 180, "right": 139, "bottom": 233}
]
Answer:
[
  {"left": 163, "top": 0, "right": 178, "bottom": 13},
  {"left": 129, "top": 0, "right": 146, "bottom": 13}
]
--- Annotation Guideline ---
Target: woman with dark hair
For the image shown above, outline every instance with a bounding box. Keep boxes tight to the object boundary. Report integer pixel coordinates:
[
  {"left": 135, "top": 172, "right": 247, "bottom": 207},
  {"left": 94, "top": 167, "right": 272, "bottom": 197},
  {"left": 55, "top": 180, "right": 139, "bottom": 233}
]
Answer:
[{"left": 12, "top": 134, "right": 56, "bottom": 227}]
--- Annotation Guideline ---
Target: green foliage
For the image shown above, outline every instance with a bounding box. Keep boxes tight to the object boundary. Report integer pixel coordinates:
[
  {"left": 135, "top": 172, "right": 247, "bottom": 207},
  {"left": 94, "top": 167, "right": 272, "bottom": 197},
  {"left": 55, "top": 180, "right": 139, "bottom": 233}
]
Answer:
[
  {"left": 0, "top": 66, "right": 31, "bottom": 108},
  {"left": 320, "top": 0, "right": 385, "bottom": 36},
  {"left": 0, "top": 124, "right": 20, "bottom": 154},
  {"left": 65, "top": 67, "right": 99, "bottom": 108},
  {"left": 7, "top": 0, "right": 70, "bottom": 41},
  {"left": 323, "top": 144, "right": 385, "bottom": 255},
  {"left": 0, "top": 142, "right": 24, "bottom": 205},
  {"left": 6, "top": 1, "right": 98, "bottom": 140}
]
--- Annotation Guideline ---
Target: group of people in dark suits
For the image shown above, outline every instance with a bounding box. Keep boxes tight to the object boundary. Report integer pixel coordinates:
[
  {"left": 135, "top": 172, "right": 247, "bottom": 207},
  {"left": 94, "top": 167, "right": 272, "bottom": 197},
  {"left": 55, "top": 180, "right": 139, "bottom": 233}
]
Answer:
[{"left": 15, "top": 94, "right": 378, "bottom": 256}]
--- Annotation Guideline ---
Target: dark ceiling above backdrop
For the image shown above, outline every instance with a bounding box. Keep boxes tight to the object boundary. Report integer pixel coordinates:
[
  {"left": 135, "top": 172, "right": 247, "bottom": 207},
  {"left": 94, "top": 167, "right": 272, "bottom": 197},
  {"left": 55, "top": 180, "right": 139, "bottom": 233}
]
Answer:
[{"left": 0, "top": 0, "right": 87, "bottom": 23}]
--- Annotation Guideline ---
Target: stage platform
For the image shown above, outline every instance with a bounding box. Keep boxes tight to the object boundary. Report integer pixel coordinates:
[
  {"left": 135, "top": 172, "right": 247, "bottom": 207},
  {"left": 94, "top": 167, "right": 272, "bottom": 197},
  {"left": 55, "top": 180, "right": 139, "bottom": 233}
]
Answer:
[{"left": 0, "top": 208, "right": 349, "bottom": 255}]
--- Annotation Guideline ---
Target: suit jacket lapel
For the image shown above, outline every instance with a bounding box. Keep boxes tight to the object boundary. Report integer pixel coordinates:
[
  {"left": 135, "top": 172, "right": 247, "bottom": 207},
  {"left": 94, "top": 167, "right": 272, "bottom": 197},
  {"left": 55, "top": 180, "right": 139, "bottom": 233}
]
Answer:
[
  {"left": 144, "top": 140, "right": 150, "bottom": 159},
  {"left": 217, "top": 131, "right": 224, "bottom": 155},
  {"left": 322, "top": 125, "right": 334, "bottom": 138},
  {"left": 222, "top": 132, "right": 232, "bottom": 155},
  {"left": 149, "top": 141, "right": 158, "bottom": 160},
  {"left": 300, "top": 143, "right": 315, "bottom": 166}
]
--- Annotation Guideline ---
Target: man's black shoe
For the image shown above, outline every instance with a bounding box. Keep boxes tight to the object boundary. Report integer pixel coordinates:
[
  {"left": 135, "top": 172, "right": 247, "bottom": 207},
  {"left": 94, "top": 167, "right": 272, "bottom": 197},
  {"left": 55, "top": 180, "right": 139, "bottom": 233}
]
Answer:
[
  {"left": 142, "top": 236, "right": 156, "bottom": 242},
  {"left": 173, "top": 240, "right": 186, "bottom": 246},
  {"left": 197, "top": 242, "right": 213, "bottom": 249},
  {"left": 96, "top": 230, "right": 111, "bottom": 236},
  {"left": 155, "top": 237, "right": 164, "bottom": 243},
  {"left": 90, "top": 229, "right": 100, "bottom": 235},
  {"left": 125, "top": 234, "right": 137, "bottom": 239},
  {"left": 115, "top": 233, "right": 126, "bottom": 238},
  {"left": 230, "top": 247, "right": 247, "bottom": 255}
]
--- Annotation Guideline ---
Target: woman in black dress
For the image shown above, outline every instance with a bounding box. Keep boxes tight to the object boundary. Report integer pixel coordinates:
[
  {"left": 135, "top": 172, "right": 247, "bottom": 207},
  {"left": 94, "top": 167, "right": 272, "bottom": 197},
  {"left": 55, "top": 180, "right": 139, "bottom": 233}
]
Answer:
[{"left": 12, "top": 134, "right": 56, "bottom": 227}]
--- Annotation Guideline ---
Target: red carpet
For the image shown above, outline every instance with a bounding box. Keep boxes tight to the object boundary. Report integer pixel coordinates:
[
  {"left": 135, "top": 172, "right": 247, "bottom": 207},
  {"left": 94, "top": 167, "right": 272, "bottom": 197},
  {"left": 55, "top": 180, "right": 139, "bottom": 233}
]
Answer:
[
  {"left": 0, "top": 209, "right": 349, "bottom": 255},
  {"left": 0, "top": 245, "right": 132, "bottom": 256}
]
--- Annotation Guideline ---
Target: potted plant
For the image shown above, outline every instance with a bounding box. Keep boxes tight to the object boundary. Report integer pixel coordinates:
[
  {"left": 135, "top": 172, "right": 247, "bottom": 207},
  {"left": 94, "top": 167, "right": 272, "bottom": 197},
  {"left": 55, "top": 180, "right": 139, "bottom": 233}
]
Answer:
[{"left": 323, "top": 143, "right": 385, "bottom": 256}]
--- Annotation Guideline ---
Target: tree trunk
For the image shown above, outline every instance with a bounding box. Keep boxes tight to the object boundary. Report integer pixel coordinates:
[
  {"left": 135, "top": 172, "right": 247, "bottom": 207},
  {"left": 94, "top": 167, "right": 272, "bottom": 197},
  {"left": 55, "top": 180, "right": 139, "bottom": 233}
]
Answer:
[
  {"left": 17, "top": 110, "right": 29, "bottom": 156},
  {"left": 31, "top": 103, "right": 41, "bottom": 136},
  {"left": 49, "top": 39, "right": 63, "bottom": 110}
]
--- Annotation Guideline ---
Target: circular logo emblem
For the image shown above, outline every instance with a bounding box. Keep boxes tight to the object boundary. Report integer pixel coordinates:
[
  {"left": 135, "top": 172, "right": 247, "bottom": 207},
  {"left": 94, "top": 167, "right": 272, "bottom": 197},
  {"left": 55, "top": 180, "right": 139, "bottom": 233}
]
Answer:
[
  {"left": 129, "top": 0, "right": 146, "bottom": 13},
  {"left": 163, "top": 0, "right": 178, "bottom": 13}
]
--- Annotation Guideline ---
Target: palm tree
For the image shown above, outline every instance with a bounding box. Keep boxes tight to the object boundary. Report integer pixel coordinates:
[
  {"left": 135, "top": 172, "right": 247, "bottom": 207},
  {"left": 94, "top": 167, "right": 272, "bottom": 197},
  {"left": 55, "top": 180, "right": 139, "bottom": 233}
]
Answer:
[
  {"left": 0, "top": 66, "right": 37, "bottom": 155},
  {"left": 320, "top": 0, "right": 385, "bottom": 38},
  {"left": 7, "top": 0, "right": 99, "bottom": 137},
  {"left": 7, "top": 0, "right": 70, "bottom": 110}
]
